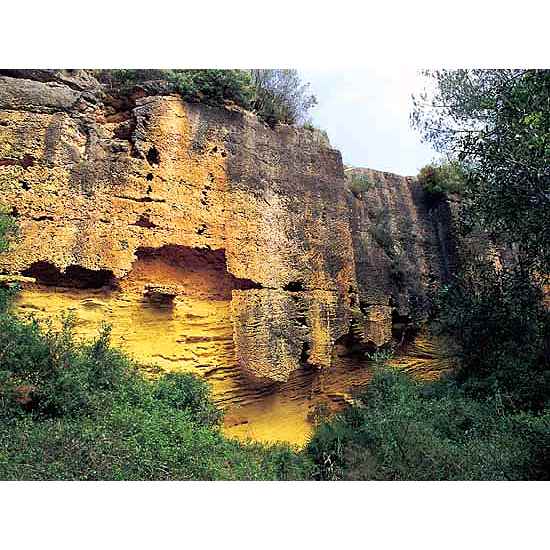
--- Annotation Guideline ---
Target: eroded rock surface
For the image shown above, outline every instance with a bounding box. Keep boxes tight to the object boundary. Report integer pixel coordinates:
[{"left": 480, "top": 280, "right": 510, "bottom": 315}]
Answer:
[
  {"left": 0, "top": 73, "right": 456, "bottom": 443},
  {"left": 346, "top": 167, "right": 456, "bottom": 318}
]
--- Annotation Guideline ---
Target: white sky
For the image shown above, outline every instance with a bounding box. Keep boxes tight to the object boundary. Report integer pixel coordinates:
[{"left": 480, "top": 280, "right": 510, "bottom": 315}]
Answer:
[{"left": 300, "top": 69, "right": 439, "bottom": 177}]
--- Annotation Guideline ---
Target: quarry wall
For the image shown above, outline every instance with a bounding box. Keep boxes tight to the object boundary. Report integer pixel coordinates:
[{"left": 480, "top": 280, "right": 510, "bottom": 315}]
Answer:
[{"left": 0, "top": 71, "right": 456, "bottom": 443}]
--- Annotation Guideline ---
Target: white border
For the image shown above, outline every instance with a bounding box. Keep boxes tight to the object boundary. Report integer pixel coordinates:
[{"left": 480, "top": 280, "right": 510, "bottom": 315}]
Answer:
[{"left": 1, "top": 0, "right": 548, "bottom": 547}]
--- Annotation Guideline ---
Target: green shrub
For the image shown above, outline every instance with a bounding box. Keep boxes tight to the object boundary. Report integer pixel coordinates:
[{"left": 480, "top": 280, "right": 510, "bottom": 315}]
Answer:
[
  {"left": 96, "top": 69, "right": 317, "bottom": 127},
  {"left": 94, "top": 69, "right": 170, "bottom": 92},
  {"left": 347, "top": 172, "right": 373, "bottom": 198},
  {"left": 417, "top": 161, "right": 466, "bottom": 205},
  {"left": 306, "top": 367, "right": 550, "bottom": 480},
  {"left": 95, "top": 69, "right": 254, "bottom": 109},
  {"left": 168, "top": 69, "right": 254, "bottom": 109},
  {"left": 436, "top": 261, "right": 550, "bottom": 411},
  {"left": 0, "top": 309, "right": 313, "bottom": 480},
  {"left": 154, "top": 371, "right": 223, "bottom": 428}
]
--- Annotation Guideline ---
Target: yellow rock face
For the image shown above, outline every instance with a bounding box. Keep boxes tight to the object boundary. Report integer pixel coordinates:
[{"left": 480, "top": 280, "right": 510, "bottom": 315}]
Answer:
[
  {"left": 1, "top": 74, "right": 457, "bottom": 445},
  {"left": 14, "top": 280, "right": 454, "bottom": 447}
]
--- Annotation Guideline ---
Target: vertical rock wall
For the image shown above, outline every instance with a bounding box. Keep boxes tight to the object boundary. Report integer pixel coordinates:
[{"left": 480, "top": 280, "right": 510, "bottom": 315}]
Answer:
[
  {"left": 346, "top": 167, "right": 456, "bottom": 318},
  {"left": 0, "top": 72, "right": 456, "bottom": 443}
]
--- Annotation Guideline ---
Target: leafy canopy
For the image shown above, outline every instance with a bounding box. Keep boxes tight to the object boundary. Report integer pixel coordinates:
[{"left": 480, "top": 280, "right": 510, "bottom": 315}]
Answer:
[{"left": 412, "top": 70, "right": 550, "bottom": 276}]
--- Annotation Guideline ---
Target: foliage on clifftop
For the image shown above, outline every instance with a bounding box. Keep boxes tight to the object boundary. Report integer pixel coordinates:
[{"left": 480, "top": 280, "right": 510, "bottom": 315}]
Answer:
[
  {"left": 417, "top": 160, "right": 466, "bottom": 205},
  {"left": 346, "top": 171, "right": 373, "bottom": 199},
  {"left": 95, "top": 69, "right": 317, "bottom": 126}
]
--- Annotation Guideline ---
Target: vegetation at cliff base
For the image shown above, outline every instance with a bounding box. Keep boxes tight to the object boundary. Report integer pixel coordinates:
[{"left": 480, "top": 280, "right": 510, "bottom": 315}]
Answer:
[
  {"left": 0, "top": 312, "right": 312, "bottom": 480},
  {"left": 0, "top": 212, "right": 313, "bottom": 480},
  {"left": 306, "top": 368, "right": 550, "bottom": 480},
  {"left": 305, "top": 268, "right": 550, "bottom": 480}
]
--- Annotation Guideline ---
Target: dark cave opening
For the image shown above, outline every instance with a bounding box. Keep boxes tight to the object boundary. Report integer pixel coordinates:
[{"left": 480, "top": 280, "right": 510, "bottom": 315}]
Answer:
[
  {"left": 146, "top": 146, "right": 160, "bottom": 166},
  {"left": 333, "top": 330, "right": 374, "bottom": 359},
  {"left": 22, "top": 261, "right": 116, "bottom": 289},
  {"left": 133, "top": 245, "right": 262, "bottom": 300},
  {"left": 283, "top": 281, "right": 304, "bottom": 292}
]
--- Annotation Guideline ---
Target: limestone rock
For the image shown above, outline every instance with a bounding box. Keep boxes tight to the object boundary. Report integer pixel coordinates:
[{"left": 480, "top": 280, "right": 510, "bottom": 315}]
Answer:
[
  {"left": 0, "top": 72, "right": 455, "bottom": 409},
  {"left": 346, "top": 167, "right": 455, "bottom": 318},
  {"left": 357, "top": 304, "right": 393, "bottom": 348},
  {"left": 143, "top": 283, "right": 184, "bottom": 304}
]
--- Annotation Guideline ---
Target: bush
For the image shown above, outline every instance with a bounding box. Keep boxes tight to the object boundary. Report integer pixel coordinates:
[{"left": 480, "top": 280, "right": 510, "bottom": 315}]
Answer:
[
  {"left": 306, "top": 367, "right": 550, "bottom": 480},
  {"left": 94, "top": 69, "right": 170, "bottom": 92},
  {"left": 417, "top": 161, "right": 466, "bottom": 205},
  {"left": 347, "top": 172, "right": 373, "bottom": 198},
  {"left": 96, "top": 69, "right": 254, "bottom": 109},
  {"left": 0, "top": 308, "right": 314, "bottom": 480},
  {"left": 436, "top": 261, "right": 550, "bottom": 411},
  {"left": 168, "top": 69, "right": 254, "bottom": 109},
  {"left": 154, "top": 371, "right": 223, "bottom": 428}
]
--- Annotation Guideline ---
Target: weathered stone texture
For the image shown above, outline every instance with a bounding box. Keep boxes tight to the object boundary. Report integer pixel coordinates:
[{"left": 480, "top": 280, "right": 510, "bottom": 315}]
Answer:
[
  {"left": 0, "top": 74, "right": 360, "bottom": 383},
  {"left": 0, "top": 73, "right": 457, "bottom": 443},
  {"left": 231, "top": 288, "right": 351, "bottom": 383},
  {"left": 346, "top": 167, "right": 455, "bottom": 317}
]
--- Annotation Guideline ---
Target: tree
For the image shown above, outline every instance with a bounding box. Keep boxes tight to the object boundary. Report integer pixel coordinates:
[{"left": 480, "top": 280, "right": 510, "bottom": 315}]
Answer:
[
  {"left": 412, "top": 70, "right": 550, "bottom": 406},
  {"left": 249, "top": 70, "right": 317, "bottom": 125},
  {"left": 412, "top": 70, "right": 550, "bottom": 277}
]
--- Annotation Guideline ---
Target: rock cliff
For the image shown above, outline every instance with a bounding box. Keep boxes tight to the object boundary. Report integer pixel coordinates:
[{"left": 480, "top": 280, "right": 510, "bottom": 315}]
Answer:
[{"left": 0, "top": 71, "right": 455, "bottom": 443}]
